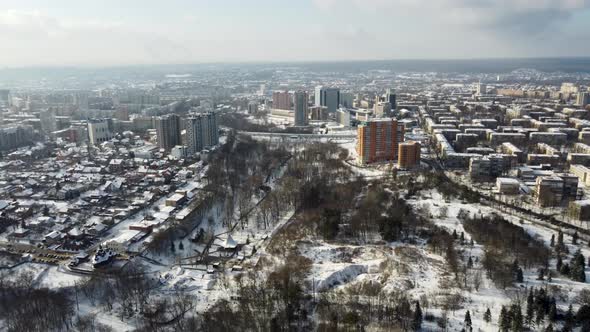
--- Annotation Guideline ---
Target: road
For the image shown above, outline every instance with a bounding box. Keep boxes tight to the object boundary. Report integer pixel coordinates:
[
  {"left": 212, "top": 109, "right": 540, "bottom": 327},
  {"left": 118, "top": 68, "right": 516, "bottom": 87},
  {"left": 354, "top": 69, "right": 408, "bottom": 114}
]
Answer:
[{"left": 238, "top": 131, "right": 356, "bottom": 140}]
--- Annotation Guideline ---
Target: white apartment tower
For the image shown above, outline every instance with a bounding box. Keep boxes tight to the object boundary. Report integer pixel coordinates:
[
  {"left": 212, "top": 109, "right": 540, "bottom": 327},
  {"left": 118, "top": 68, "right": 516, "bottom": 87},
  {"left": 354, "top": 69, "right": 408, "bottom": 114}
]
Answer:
[
  {"left": 88, "top": 119, "right": 114, "bottom": 145},
  {"left": 186, "top": 112, "right": 219, "bottom": 155}
]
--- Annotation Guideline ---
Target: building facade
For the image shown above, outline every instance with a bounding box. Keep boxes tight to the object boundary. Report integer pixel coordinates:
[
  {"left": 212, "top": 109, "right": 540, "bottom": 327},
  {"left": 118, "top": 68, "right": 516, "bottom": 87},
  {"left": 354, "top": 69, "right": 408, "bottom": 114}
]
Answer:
[
  {"left": 577, "top": 92, "right": 590, "bottom": 108},
  {"left": 186, "top": 112, "right": 219, "bottom": 155},
  {"left": 272, "top": 91, "right": 291, "bottom": 110},
  {"left": 398, "top": 141, "right": 421, "bottom": 169},
  {"left": 155, "top": 114, "right": 182, "bottom": 151},
  {"left": 309, "top": 106, "right": 328, "bottom": 121},
  {"left": 0, "top": 125, "right": 34, "bottom": 151},
  {"left": 356, "top": 118, "right": 404, "bottom": 164},
  {"left": 293, "top": 91, "right": 309, "bottom": 126},
  {"left": 88, "top": 119, "right": 114, "bottom": 145},
  {"left": 315, "top": 86, "right": 340, "bottom": 113},
  {"left": 386, "top": 89, "right": 397, "bottom": 110}
]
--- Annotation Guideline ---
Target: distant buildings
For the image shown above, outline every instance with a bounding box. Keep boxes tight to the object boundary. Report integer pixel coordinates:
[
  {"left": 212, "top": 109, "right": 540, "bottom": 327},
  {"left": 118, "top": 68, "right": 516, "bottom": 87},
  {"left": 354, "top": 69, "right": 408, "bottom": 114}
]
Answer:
[
  {"left": 155, "top": 114, "right": 182, "bottom": 151},
  {"left": 476, "top": 82, "right": 487, "bottom": 96},
  {"left": 577, "top": 92, "right": 590, "bottom": 108},
  {"left": 88, "top": 119, "right": 114, "bottom": 145},
  {"left": 561, "top": 82, "right": 580, "bottom": 95},
  {"left": 293, "top": 91, "right": 309, "bottom": 126},
  {"left": 117, "top": 91, "right": 161, "bottom": 112},
  {"left": 374, "top": 102, "right": 392, "bottom": 117},
  {"left": 0, "top": 124, "right": 34, "bottom": 151},
  {"left": 398, "top": 141, "right": 420, "bottom": 169},
  {"left": 0, "top": 89, "right": 10, "bottom": 107},
  {"left": 356, "top": 118, "right": 404, "bottom": 164},
  {"left": 315, "top": 86, "right": 340, "bottom": 113},
  {"left": 309, "top": 106, "right": 328, "bottom": 121},
  {"left": 386, "top": 89, "right": 397, "bottom": 110},
  {"left": 247, "top": 101, "right": 259, "bottom": 114},
  {"left": 336, "top": 108, "right": 352, "bottom": 127},
  {"left": 186, "top": 112, "right": 219, "bottom": 155},
  {"left": 272, "top": 91, "right": 291, "bottom": 110},
  {"left": 340, "top": 92, "right": 354, "bottom": 108},
  {"left": 40, "top": 109, "right": 57, "bottom": 134},
  {"left": 74, "top": 92, "right": 89, "bottom": 111}
]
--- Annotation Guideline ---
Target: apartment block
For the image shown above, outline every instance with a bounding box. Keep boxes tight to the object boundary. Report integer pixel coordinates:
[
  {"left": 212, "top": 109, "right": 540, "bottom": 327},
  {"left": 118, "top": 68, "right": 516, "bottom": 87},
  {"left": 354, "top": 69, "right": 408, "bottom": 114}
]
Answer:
[
  {"left": 398, "top": 141, "right": 421, "bottom": 169},
  {"left": 357, "top": 119, "right": 404, "bottom": 164}
]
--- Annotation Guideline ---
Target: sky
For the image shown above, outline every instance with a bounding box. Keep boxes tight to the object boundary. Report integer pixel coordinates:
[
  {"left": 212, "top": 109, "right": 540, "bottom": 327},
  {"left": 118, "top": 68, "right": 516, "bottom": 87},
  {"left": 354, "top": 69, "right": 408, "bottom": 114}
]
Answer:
[{"left": 0, "top": 0, "right": 589, "bottom": 67}]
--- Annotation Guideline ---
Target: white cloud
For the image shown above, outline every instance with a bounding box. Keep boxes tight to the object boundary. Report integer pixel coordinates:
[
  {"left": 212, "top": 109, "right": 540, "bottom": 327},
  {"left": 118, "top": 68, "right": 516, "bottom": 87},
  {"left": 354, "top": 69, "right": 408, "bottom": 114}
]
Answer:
[
  {"left": 312, "top": 0, "right": 590, "bottom": 32},
  {"left": 0, "top": 10, "right": 194, "bottom": 66}
]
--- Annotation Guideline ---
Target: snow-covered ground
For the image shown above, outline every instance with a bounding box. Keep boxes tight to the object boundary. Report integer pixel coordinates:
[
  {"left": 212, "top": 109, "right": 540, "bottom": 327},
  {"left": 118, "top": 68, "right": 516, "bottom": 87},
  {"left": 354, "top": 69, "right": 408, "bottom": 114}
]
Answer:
[
  {"left": 4, "top": 173, "right": 588, "bottom": 331},
  {"left": 407, "top": 189, "right": 590, "bottom": 331}
]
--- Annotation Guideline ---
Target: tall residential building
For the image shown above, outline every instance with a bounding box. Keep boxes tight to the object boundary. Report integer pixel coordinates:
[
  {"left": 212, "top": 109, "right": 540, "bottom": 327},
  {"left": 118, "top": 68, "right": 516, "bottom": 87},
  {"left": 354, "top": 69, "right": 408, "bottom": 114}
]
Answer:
[
  {"left": 272, "top": 91, "right": 291, "bottom": 110},
  {"left": 40, "top": 108, "right": 57, "bottom": 134},
  {"left": 336, "top": 108, "right": 352, "bottom": 127},
  {"left": 247, "top": 101, "right": 259, "bottom": 114},
  {"left": 293, "top": 91, "right": 309, "bottom": 126},
  {"left": 0, "top": 90, "right": 10, "bottom": 106},
  {"left": 577, "top": 92, "right": 590, "bottom": 108},
  {"left": 356, "top": 118, "right": 404, "bottom": 164},
  {"left": 186, "top": 112, "right": 219, "bottom": 154},
  {"left": 340, "top": 92, "right": 354, "bottom": 108},
  {"left": 88, "top": 119, "right": 114, "bottom": 145},
  {"left": 0, "top": 125, "right": 34, "bottom": 151},
  {"left": 155, "top": 114, "right": 182, "bottom": 151},
  {"left": 258, "top": 84, "right": 266, "bottom": 97},
  {"left": 74, "top": 92, "right": 90, "bottom": 111},
  {"left": 398, "top": 141, "right": 421, "bottom": 169},
  {"left": 476, "top": 83, "right": 487, "bottom": 96},
  {"left": 315, "top": 86, "right": 340, "bottom": 113},
  {"left": 386, "top": 89, "right": 397, "bottom": 110},
  {"left": 115, "top": 106, "right": 130, "bottom": 121}
]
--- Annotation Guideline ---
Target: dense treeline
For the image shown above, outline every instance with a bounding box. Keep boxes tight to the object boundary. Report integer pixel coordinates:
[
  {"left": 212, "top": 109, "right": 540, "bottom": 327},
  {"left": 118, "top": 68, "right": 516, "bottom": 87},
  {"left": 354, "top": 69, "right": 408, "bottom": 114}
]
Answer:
[
  {"left": 0, "top": 271, "right": 74, "bottom": 332},
  {"left": 75, "top": 262, "right": 198, "bottom": 331},
  {"left": 497, "top": 287, "right": 590, "bottom": 332},
  {"left": 201, "top": 254, "right": 312, "bottom": 331},
  {"left": 461, "top": 213, "right": 550, "bottom": 288},
  {"left": 316, "top": 292, "right": 424, "bottom": 331}
]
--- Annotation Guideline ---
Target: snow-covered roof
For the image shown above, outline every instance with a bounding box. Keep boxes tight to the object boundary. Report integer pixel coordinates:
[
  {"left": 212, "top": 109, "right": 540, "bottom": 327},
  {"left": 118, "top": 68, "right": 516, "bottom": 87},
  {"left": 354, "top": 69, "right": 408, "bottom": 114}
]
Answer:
[{"left": 222, "top": 234, "right": 237, "bottom": 249}]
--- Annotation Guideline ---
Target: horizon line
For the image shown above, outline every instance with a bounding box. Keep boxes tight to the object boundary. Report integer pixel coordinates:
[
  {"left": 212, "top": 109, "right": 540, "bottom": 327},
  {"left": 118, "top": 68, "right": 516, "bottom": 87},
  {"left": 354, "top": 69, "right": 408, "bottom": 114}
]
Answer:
[{"left": 2, "top": 56, "right": 590, "bottom": 71}]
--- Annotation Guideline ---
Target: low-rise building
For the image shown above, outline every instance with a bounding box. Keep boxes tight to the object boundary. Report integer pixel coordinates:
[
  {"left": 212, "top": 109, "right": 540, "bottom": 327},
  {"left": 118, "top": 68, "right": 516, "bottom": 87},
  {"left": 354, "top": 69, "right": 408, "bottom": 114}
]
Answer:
[
  {"left": 570, "top": 164, "right": 590, "bottom": 187},
  {"left": 568, "top": 200, "right": 590, "bottom": 221},
  {"left": 398, "top": 141, "right": 421, "bottom": 169},
  {"left": 535, "top": 174, "right": 579, "bottom": 207},
  {"left": 496, "top": 177, "right": 521, "bottom": 195},
  {"left": 488, "top": 132, "right": 526, "bottom": 146},
  {"left": 469, "top": 154, "right": 511, "bottom": 180},
  {"left": 530, "top": 132, "right": 567, "bottom": 146}
]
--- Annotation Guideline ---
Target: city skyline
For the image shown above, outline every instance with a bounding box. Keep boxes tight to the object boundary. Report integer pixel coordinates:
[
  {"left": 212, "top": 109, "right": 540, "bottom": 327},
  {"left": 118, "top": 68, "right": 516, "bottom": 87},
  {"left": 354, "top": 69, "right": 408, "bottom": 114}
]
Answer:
[{"left": 1, "top": 0, "right": 590, "bottom": 67}]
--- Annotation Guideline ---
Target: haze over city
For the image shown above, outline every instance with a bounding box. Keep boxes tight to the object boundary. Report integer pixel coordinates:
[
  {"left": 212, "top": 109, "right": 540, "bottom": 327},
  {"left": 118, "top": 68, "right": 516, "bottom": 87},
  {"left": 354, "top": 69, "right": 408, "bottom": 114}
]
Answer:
[
  {"left": 2, "top": 1, "right": 590, "bottom": 332},
  {"left": 1, "top": 0, "right": 590, "bottom": 66}
]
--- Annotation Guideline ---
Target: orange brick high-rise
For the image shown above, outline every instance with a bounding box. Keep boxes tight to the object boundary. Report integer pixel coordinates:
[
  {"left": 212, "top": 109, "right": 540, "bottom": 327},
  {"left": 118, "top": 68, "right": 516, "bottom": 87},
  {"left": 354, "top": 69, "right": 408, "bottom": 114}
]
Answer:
[
  {"left": 398, "top": 141, "right": 421, "bottom": 169},
  {"left": 357, "top": 118, "right": 404, "bottom": 164}
]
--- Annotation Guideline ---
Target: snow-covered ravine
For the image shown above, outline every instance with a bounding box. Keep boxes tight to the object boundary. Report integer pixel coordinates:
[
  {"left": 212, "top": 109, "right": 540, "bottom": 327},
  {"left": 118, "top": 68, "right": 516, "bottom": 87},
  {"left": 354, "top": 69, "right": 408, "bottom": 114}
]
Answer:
[{"left": 407, "top": 189, "right": 590, "bottom": 331}]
